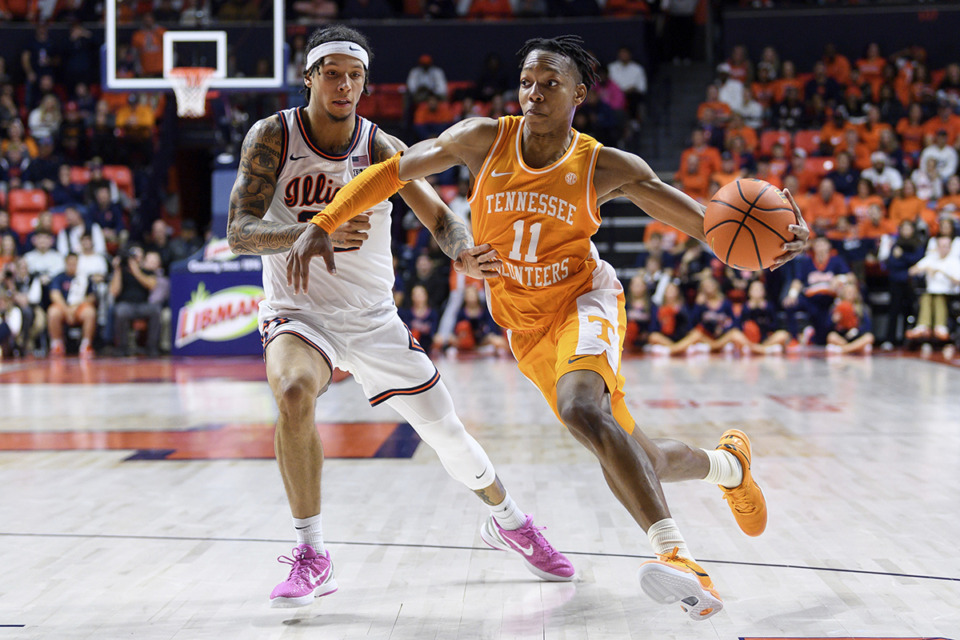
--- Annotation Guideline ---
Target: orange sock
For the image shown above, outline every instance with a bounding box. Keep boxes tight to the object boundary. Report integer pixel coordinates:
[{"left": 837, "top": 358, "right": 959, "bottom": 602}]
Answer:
[{"left": 309, "top": 152, "right": 409, "bottom": 234}]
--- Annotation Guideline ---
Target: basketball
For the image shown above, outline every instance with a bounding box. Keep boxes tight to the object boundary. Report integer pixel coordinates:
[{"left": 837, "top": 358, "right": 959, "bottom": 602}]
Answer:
[{"left": 704, "top": 179, "right": 798, "bottom": 270}]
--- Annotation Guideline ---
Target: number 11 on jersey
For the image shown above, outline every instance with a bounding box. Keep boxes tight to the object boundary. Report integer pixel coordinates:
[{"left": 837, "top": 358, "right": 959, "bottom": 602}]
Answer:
[{"left": 509, "top": 220, "right": 542, "bottom": 263}]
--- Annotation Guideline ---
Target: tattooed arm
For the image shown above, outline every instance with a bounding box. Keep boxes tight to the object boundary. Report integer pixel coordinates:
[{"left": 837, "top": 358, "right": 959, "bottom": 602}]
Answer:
[
  {"left": 375, "top": 132, "right": 502, "bottom": 278},
  {"left": 227, "top": 116, "right": 305, "bottom": 255}
]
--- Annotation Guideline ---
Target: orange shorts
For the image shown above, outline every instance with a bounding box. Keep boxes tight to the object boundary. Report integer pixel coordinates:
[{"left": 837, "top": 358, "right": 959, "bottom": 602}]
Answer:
[{"left": 506, "top": 287, "right": 636, "bottom": 434}]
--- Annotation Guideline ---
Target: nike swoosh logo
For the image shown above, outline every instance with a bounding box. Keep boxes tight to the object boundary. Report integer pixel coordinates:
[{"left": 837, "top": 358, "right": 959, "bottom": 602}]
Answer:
[
  {"left": 505, "top": 536, "right": 534, "bottom": 556},
  {"left": 475, "top": 466, "right": 488, "bottom": 480},
  {"left": 567, "top": 355, "right": 591, "bottom": 364},
  {"left": 490, "top": 170, "right": 511, "bottom": 178},
  {"left": 290, "top": 154, "right": 308, "bottom": 161},
  {"left": 349, "top": 45, "right": 362, "bottom": 51}
]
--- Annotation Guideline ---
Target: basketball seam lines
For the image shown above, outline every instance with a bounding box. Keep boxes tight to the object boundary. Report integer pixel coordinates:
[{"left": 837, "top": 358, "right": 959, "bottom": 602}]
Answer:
[
  {"left": 724, "top": 182, "right": 765, "bottom": 268},
  {"left": 706, "top": 197, "right": 793, "bottom": 244}
]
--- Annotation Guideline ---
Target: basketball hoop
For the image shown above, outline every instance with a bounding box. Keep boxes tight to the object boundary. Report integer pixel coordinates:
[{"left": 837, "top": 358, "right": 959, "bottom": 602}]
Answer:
[{"left": 167, "top": 67, "right": 216, "bottom": 118}]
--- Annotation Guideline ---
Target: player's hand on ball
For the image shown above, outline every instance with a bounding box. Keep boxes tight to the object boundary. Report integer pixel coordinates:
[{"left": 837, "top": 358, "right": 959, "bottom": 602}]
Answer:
[
  {"left": 287, "top": 223, "right": 336, "bottom": 294},
  {"left": 330, "top": 213, "right": 371, "bottom": 250},
  {"left": 454, "top": 243, "right": 502, "bottom": 279},
  {"left": 770, "top": 189, "right": 810, "bottom": 271}
]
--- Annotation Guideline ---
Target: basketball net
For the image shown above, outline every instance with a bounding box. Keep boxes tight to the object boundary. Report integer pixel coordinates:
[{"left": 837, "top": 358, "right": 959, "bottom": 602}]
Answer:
[{"left": 167, "top": 67, "right": 216, "bottom": 118}]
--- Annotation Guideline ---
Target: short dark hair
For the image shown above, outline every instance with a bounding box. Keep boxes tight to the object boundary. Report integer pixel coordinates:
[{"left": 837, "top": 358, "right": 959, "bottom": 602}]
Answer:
[
  {"left": 516, "top": 35, "right": 601, "bottom": 90},
  {"left": 301, "top": 25, "right": 374, "bottom": 104}
]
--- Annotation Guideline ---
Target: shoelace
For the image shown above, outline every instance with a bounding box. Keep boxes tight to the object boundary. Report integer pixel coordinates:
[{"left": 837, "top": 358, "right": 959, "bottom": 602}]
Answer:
[
  {"left": 277, "top": 547, "right": 317, "bottom": 582},
  {"left": 722, "top": 487, "right": 759, "bottom": 515},
  {"left": 521, "top": 523, "right": 557, "bottom": 558}
]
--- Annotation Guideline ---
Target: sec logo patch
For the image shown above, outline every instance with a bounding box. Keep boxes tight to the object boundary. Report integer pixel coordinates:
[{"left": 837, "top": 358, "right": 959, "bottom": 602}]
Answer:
[{"left": 565, "top": 172, "right": 577, "bottom": 185}]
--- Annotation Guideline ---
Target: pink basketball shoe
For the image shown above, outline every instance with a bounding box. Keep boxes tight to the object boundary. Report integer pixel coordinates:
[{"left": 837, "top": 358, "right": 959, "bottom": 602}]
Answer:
[
  {"left": 269, "top": 544, "right": 338, "bottom": 608},
  {"left": 480, "top": 515, "right": 575, "bottom": 581}
]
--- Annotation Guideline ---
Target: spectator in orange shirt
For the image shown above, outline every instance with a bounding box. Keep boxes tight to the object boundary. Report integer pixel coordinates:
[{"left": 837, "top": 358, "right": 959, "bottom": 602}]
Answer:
[
  {"left": 725, "top": 45, "right": 753, "bottom": 84},
  {"left": 643, "top": 218, "right": 689, "bottom": 252},
  {"left": 787, "top": 148, "right": 822, "bottom": 194},
  {"left": 935, "top": 175, "right": 960, "bottom": 215},
  {"left": 838, "top": 127, "right": 872, "bottom": 170},
  {"left": 806, "top": 178, "right": 849, "bottom": 235},
  {"left": 848, "top": 178, "right": 885, "bottom": 222},
  {"left": 413, "top": 93, "right": 455, "bottom": 140},
  {"left": 856, "top": 42, "right": 887, "bottom": 99},
  {"left": 922, "top": 101, "right": 960, "bottom": 147},
  {"left": 697, "top": 84, "right": 731, "bottom": 123},
  {"left": 724, "top": 112, "right": 757, "bottom": 152},
  {"left": 679, "top": 128, "right": 722, "bottom": 177},
  {"left": 820, "top": 108, "right": 854, "bottom": 155},
  {"left": 752, "top": 157, "right": 783, "bottom": 189},
  {"left": 857, "top": 203, "right": 896, "bottom": 239},
  {"left": 782, "top": 175, "right": 809, "bottom": 211},
  {"left": 888, "top": 179, "right": 937, "bottom": 230},
  {"left": 822, "top": 43, "right": 851, "bottom": 86},
  {"left": 857, "top": 105, "right": 892, "bottom": 151},
  {"left": 711, "top": 151, "right": 742, "bottom": 188},
  {"left": 768, "top": 142, "right": 790, "bottom": 178},
  {"left": 751, "top": 64, "right": 776, "bottom": 109},
  {"left": 772, "top": 60, "right": 804, "bottom": 103},
  {"left": 131, "top": 13, "right": 166, "bottom": 78},
  {"left": 674, "top": 153, "right": 711, "bottom": 202},
  {"left": 896, "top": 103, "right": 927, "bottom": 160}
]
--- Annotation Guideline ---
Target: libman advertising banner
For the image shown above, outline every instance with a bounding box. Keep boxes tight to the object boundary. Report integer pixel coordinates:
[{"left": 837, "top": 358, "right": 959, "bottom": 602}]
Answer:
[{"left": 170, "top": 245, "right": 264, "bottom": 355}]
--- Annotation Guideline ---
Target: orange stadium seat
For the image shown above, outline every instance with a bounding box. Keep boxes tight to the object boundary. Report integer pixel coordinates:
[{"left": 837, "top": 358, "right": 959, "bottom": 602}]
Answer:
[
  {"left": 70, "top": 166, "right": 91, "bottom": 185},
  {"left": 794, "top": 130, "right": 822, "bottom": 154},
  {"left": 375, "top": 83, "right": 406, "bottom": 122},
  {"left": 103, "top": 165, "right": 135, "bottom": 199},
  {"left": 7, "top": 189, "right": 48, "bottom": 216},
  {"left": 10, "top": 213, "right": 36, "bottom": 237},
  {"left": 759, "top": 130, "right": 792, "bottom": 157},
  {"left": 805, "top": 157, "right": 835, "bottom": 177}
]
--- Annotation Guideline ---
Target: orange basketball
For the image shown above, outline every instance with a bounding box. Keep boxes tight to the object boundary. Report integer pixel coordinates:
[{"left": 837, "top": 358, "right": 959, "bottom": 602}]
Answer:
[{"left": 704, "top": 179, "right": 798, "bottom": 270}]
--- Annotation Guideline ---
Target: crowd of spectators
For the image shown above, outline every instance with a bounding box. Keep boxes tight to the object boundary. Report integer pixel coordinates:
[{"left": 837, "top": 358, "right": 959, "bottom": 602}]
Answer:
[
  {"left": 663, "top": 41, "right": 960, "bottom": 358},
  {"left": 0, "top": 19, "right": 205, "bottom": 359}
]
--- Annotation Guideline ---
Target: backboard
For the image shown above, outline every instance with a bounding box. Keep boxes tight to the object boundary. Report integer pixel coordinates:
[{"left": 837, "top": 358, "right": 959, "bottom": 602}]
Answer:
[{"left": 102, "top": 0, "right": 286, "bottom": 91}]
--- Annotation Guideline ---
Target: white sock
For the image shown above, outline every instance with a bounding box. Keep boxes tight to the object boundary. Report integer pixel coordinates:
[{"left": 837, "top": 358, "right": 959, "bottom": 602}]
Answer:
[
  {"left": 702, "top": 448, "right": 742, "bottom": 489},
  {"left": 293, "top": 514, "right": 324, "bottom": 552},
  {"left": 489, "top": 492, "right": 526, "bottom": 530},
  {"left": 647, "top": 517, "right": 693, "bottom": 560}
]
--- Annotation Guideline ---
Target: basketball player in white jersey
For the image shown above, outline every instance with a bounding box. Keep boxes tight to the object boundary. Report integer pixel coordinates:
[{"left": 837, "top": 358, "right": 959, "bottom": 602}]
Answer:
[{"left": 226, "top": 26, "right": 574, "bottom": 608}]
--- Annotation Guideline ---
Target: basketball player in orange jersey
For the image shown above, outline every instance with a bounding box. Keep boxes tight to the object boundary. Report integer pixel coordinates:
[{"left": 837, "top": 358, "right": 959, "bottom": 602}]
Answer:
[
  {"left": 227, "top": 25, "right": 574, "bottom": 609},
  {"left": 288, "top": 35, "right": 810, "bottom": 621}
]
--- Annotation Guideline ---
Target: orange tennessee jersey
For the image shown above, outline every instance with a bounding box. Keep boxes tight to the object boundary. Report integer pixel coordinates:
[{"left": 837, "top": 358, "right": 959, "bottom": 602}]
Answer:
[{"left": 469, "top": 116, "right": 604, "bottom": 332}]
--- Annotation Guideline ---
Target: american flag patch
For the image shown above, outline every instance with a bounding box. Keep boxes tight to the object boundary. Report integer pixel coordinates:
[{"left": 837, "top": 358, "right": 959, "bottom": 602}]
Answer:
[{"left": 351, "top": 154, "right": 369, "bottom": 165}]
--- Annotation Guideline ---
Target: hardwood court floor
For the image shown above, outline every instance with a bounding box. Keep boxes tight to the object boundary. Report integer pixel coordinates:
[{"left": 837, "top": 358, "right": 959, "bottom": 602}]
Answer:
[{"left": 1, "top": 352, "right": 958, "bottom": 640}]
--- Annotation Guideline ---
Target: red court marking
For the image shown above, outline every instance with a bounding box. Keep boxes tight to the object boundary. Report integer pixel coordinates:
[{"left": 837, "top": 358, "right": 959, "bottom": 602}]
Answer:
[
  {"left": 766, "top": 394, "right": 843, "bottom": 412},
  {"left": 0, "top": 357, "right": 352, "bottom": 385},
  {"left": 0, "top": 422, "right": 397, "bottom": 459}
]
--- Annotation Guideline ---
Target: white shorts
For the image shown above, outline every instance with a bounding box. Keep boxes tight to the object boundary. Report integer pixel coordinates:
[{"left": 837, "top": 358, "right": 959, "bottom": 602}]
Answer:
[{"left": 259, "top": 307, "right": 440, "bottom": 406}]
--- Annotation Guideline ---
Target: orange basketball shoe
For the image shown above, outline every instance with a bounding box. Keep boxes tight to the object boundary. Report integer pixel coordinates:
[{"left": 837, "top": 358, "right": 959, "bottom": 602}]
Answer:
[
  {"left": 638, "top": 548, "right": 723, "bottom": 620},
  {"left": 716, "top": 429, "right": 767, "bottom": 537}
]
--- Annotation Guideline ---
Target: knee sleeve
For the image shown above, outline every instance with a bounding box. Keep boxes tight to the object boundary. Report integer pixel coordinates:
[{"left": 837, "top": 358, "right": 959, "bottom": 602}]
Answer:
[{"left": 387, "top": 387, "right": 496, "bottom": 491}]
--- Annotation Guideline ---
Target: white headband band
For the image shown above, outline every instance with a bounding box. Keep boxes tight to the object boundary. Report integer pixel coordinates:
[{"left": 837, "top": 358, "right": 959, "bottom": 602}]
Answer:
[{"left": 305, "top": 41, "right": 369, "bottom": 72}]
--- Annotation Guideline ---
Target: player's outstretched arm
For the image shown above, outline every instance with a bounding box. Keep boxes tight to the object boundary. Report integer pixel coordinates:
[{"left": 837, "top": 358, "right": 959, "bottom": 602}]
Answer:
[
  {"left": 287, "top": 118, "right": 499, "bottom": 292},
  {"left": 594, "top": 147, "right": 809, "bottom": 269},
  {"left": 594, "top": 147, "right": 709, "bottom": 242},
  {"left": 227, "top": 116, "right": 305, "bottom": 255},
  {"left": 377, "top": 131, "right": 501, "bottom": 279}
]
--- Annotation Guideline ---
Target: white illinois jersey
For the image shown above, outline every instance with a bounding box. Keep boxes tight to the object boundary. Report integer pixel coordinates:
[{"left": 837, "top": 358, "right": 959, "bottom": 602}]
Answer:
[{"left": 260, "top": 107, "right": 394, "bottom": 320}]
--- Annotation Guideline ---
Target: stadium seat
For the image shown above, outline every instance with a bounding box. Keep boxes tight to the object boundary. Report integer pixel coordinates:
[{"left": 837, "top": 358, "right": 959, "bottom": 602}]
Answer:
[
  {"left": 375, "top": 83, "right": 406, "bottom": 122},
  {"left": 759, "top": 130, "right": 792, "bottom": 157},
  {"left": 805, "top": 157, "right": 835, "bottom": 177},
  {"left": 794, "top": 130, "right": 822, "bottom": 154},
  {"left": 10, "top": 213, "right": 36, "bottom": 237},
  {"left": 103, "top": 165, "right": 135, "bottom": 199},
  {"left": 7, "top": 189, "right": 48, "bottom": 216},
  {"left": 70, "top": 166, "right": 91, "bottom": 185}
]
